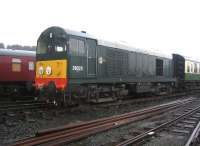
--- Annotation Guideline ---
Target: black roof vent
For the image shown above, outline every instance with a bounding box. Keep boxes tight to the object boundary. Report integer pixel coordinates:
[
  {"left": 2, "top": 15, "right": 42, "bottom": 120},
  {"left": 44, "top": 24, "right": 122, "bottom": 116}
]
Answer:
[{"left": 81, "top": 31, "right": 86, "bottom": 33}]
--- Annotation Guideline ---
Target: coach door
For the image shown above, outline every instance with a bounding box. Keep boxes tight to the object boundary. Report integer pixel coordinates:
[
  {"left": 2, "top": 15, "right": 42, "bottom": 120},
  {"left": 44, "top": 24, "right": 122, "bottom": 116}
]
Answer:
[{"left": 87, "top": 39, "right": 96, "bottom": 77}]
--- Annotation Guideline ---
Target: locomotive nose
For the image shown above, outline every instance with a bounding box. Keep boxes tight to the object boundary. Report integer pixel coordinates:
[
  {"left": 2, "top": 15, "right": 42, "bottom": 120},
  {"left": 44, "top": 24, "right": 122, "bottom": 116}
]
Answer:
[{"left": 35, "top": 60, "right": 67, "bottom": 90}]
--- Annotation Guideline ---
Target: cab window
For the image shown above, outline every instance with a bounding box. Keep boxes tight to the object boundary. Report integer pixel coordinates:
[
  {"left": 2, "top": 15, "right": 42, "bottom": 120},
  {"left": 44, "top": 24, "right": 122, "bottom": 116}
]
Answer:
[
  {"left": 55, "top": 46, "right": 64, "bottom": 52},
  {"left": 37, "top": 38, "right": 66, "bottom": 54},
  {"left": 69, "top": 38, "right": 85, "bottom": 56},
  {"left": 37, "top": 41, "right": 47, "bottom": 54}
]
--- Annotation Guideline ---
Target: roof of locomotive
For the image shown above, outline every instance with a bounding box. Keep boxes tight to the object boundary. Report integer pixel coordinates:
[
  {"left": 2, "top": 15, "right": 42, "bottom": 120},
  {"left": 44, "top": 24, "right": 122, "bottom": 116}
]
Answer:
[
  {"left": 0, "top": 48, "right": 36, "bottom": 57},
  {"left": 41, "top": 26, "right": 172, "bottom": 59},
  {"left": 65, "top": 29, "right": 171, "bottom": 59}
]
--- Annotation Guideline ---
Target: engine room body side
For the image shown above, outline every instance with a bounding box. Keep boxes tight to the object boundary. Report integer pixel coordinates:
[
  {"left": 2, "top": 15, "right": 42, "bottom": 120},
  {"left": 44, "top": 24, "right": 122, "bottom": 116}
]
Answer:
[{"left": 68, "top": 37, "right": 175, "bottom": 84}]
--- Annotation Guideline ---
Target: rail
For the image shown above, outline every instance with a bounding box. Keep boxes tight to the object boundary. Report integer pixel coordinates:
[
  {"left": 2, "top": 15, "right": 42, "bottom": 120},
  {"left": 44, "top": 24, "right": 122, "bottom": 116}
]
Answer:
[
  {"left": 115, "top": 101, "right": 200, "bottom": 146},
  {"left": 11, "top": 98, "right": 194, "bottom": 146}
]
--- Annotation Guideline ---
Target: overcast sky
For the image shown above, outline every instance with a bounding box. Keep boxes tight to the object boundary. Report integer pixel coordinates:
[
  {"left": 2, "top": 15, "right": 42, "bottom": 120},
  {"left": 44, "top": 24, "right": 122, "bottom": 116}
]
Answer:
[{"left": 0, "top": 0, "right": 200, "bottom": 58}]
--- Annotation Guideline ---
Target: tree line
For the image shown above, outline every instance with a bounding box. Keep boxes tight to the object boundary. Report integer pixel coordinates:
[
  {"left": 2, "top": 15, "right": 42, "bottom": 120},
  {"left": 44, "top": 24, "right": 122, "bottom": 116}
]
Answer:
[{"left": 0, "top": 43, "right": 36, "bottom": 51}]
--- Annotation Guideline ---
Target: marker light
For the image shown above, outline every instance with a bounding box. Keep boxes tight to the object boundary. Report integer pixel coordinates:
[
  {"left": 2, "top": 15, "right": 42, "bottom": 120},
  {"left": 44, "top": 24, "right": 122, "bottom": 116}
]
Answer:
[
  {"left": 46, "top": 66, "right": 52, "bottom": 75},
  {"left": 39, "top": 66, "right": 44, "bottom": 75}
]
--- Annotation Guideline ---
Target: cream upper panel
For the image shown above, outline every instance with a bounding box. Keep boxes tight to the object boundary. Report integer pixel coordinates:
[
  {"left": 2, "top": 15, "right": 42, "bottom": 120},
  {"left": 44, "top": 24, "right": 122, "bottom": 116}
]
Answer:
[{"left": 185, "top": 60, "right": 200, "bottom": 74}]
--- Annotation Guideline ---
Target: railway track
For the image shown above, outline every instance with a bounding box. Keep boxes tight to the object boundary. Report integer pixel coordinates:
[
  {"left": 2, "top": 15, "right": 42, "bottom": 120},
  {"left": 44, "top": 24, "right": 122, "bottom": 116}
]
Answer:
[
  {"left": 11, "top": 97, "right": 195, "bottom": 146},
  {"left": 0, "top": 91, "right": 197, "bottom": 112},
  {"left": 115, "top": 98, "right": 200, "bottom": 146},
  {"left": 0, "top": 100, "right": 48, "bottom": 112},
  {"left": 185, "top": 121, "right": 200, "bottom": 146}
]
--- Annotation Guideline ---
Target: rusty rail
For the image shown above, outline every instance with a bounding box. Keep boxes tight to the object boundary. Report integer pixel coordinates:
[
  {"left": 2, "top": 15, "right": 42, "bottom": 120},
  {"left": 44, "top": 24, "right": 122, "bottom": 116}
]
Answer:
[
  {"left": 115, "top": 101, "right": 200, "bottom": 146},
  {"left": 11, "top": 98, "right": 194, "bottom": 146},
  {"left": 0, "top": 101, "right": 48, "bottom": 111}
]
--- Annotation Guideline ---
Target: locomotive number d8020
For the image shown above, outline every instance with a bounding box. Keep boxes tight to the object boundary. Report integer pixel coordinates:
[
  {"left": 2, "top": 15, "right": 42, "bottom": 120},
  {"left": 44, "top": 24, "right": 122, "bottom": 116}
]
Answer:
[{"left": 36, "top": 26, "right": 186, "bottom": 105}]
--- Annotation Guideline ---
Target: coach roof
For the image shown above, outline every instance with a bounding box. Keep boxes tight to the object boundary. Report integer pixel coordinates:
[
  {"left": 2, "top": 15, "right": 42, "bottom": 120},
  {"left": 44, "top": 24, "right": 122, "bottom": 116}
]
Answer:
[{"left": 0, "top": 48, "right": 36, "bottom": 57}]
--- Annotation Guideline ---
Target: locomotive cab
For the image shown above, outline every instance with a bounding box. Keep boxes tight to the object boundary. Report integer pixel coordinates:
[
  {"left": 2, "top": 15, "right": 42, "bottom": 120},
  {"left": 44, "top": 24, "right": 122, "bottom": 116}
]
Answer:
[
  {"left": 35, "top": 27, "right": 68, "bottom": 93},
  {"left": 36, "top": 26, "right": 95, "bottom": 104},
  {"left": 37, "top": 27, "right": 68, "bottom": 57}
]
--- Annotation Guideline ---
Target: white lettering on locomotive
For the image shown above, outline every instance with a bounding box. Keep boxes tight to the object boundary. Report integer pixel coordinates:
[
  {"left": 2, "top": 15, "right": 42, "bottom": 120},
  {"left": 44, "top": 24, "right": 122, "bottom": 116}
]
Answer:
[{"left": 72, "top": 66, "right": 83, "bottom": 71}]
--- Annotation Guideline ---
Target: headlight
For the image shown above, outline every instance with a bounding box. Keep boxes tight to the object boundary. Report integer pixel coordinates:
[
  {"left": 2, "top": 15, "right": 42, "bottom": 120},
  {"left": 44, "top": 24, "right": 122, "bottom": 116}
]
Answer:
[
  {"left": 39, "top": 66, "right": 44, "bottom": 75},
  {"left": 46, "top": 66, "right": 52, "bottom": 75}
]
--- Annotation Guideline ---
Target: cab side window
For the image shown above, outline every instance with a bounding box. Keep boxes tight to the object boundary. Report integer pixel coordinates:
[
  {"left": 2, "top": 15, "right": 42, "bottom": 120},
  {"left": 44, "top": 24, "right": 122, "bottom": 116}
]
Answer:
[{"left": 69, "top": 38, "right": 85, "bottom": 56}]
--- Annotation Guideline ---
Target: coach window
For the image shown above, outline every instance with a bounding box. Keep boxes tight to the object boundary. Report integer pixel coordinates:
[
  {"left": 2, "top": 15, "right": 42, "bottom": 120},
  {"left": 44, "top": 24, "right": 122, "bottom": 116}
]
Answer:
[
  {"left": 194, "top": 63, "right": 197, "bottom": 73},
  {"left": 199, "top": 64, "right": 200, "bottom": 73},
  {"left": 187, "top": 64, "right": 190, "bottom": 73},
  {"left": 28, "top": 61, "right": 34, "bottom": 71},
  {"left": 191, "top": 64, "right": 193, "bottom": 73},
  {"left": 12, "top": 58, "right": 21, "bottom": 72},
  {"left": 69, "top": 38, "right": 85, "bottom": 56},
  {"left": 197, "top": 64, "right": 200, "bottom": 73}
]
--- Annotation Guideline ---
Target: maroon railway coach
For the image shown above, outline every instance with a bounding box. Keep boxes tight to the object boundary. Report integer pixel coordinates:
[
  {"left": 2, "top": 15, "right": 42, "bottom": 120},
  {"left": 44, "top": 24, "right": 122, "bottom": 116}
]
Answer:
[{"left": 0, "top": 49, "right": 36, "bottom": 96}]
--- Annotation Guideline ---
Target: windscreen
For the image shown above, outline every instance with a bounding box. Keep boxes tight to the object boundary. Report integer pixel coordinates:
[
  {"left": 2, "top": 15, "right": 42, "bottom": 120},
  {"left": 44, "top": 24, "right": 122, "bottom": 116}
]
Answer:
[{"left": 37, "top": 32, "right": 67, "bottom": 55}]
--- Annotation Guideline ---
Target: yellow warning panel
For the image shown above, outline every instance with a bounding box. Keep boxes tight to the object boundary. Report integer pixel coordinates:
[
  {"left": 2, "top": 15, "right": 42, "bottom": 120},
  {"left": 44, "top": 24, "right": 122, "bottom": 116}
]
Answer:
[{"left": 36, "top": 59, "right": 67, "bottom": 78}]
